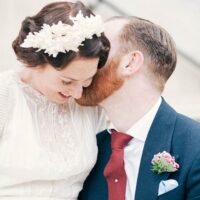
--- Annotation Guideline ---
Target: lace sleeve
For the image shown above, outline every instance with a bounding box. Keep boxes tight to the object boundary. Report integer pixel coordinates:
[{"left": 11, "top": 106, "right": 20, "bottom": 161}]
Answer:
[{"left": 0, "top": 72, "right": 12, "bottom": 136}]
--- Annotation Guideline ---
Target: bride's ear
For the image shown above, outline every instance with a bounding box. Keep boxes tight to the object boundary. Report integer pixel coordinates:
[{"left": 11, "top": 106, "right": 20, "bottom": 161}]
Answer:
[{"left": 119, "top": 51, "right": 144, "bottom": 77}]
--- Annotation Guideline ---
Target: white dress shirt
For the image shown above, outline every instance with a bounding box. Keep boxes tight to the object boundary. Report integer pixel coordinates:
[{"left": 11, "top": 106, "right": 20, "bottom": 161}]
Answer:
[{"left": 108, "top": 97, "right": 162, "bottom": 200}]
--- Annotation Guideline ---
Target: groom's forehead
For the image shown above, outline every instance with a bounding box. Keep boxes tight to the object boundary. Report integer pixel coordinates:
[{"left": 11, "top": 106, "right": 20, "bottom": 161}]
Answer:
[
  {"left": 104, "top": 19, "right": 127, "bottom": 56},
  {"left": 104, "top": 19, "right": 127, "bottom": 41}
]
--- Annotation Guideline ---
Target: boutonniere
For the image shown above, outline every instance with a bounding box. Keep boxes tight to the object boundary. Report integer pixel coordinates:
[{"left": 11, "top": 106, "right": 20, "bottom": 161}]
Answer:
[{"left": 151, "top": 151, "right": 179, "bottom": 174}]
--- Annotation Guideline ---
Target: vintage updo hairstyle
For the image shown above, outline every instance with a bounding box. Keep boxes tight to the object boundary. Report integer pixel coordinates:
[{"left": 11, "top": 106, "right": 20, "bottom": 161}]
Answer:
[{"left": 12, "top": 1, "right": 110, "bottom": 69}]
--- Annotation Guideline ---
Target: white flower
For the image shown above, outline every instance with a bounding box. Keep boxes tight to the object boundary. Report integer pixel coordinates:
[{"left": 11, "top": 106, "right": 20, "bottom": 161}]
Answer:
[{"left": 20, "top": 11, "right": 104, "bottom": 57}]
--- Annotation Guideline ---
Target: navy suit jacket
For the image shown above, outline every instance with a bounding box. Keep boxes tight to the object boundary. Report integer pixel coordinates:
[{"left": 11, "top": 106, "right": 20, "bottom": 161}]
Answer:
[{"left": 78, "top": 100, "right": 200, "bottom": 200}]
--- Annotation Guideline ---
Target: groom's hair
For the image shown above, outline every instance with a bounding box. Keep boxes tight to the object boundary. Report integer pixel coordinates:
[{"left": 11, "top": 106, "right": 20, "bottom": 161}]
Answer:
[{"left": 108, "top": 16, "right": 177, "bottom": 91}]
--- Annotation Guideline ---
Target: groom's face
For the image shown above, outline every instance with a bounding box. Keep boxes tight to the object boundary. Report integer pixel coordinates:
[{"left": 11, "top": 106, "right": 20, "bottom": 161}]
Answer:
[{"left": 76, "top": 20, "right": 126, "bottom": 106}]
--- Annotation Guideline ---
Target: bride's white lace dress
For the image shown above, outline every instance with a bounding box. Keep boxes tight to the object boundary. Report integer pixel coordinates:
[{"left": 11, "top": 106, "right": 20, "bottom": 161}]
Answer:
[{"left": 0, "top": 70, "right": 106, "bottom": 200}]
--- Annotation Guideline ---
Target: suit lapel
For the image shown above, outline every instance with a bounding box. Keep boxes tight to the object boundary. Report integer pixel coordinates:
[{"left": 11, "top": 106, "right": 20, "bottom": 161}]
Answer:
[{"left": 135, "top": 100, "right": 178, "bottom": 200}]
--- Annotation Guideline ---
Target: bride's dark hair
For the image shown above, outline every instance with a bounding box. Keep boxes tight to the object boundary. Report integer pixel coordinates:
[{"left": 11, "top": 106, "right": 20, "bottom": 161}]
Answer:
[{"left": 12, "top": 1, "right": 110, "bottom": 69}]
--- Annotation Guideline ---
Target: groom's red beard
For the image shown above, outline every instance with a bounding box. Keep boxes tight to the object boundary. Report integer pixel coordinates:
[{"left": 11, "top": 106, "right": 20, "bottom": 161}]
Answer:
[{"left": 76, "top": 57, "right": 124, "bottom": 106}]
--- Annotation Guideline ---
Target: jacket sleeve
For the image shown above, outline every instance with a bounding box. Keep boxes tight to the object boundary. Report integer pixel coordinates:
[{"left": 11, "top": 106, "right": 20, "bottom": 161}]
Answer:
[{"left": 186, "top": 151, "right": 200, "bottom": 199}]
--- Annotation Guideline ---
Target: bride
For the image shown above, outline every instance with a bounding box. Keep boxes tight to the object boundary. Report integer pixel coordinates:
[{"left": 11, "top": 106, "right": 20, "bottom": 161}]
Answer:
[{"left": 0, "top": 1, "right": 110, "bottom": 199}]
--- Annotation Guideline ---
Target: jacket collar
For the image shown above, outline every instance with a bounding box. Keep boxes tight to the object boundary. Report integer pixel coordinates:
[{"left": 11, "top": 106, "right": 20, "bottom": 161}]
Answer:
[{"left": 135, "top": 99, "right": 177, "bottom": 200}]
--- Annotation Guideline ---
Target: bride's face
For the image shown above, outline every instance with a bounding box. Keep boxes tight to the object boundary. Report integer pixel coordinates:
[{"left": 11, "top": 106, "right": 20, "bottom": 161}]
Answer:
[{"left": 36, "top": 57, "right": 99, "bottom": 104}]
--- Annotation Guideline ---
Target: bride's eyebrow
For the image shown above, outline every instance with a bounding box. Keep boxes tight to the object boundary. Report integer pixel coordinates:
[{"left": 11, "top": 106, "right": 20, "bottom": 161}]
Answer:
[{"left": 60, "top": 76, "right": 78, "bottom": 81}]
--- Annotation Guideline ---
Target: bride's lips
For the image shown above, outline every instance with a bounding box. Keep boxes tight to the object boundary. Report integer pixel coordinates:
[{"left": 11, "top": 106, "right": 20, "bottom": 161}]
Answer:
[{"left": 59, "top": 92, "right": 71, "bottom": 99}]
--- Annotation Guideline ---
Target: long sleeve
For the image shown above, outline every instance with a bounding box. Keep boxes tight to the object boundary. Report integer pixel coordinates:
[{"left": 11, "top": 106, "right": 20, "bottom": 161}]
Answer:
[{"left": 0, "top": 71, "right": 12, "bottom": 136}]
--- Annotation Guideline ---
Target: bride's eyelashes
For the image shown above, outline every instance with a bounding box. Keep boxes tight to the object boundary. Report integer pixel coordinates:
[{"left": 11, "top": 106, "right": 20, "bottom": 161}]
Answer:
[
  {"left": 61, "top": 78, "right": 93, "bottom": 87},
  {"left": 62, "top": 80, "right": 72, "bottom": 85}
]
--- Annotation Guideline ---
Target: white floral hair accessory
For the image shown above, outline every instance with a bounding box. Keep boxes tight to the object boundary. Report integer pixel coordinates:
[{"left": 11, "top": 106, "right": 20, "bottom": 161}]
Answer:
[{"left": 20, "top": 11, "right": 104, "bottom": 57}]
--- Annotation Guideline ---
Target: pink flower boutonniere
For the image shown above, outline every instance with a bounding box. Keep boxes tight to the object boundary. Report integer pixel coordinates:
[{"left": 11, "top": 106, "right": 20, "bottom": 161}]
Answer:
[{"left": 151, "top": 151, "right": 179, "bottom": 174}]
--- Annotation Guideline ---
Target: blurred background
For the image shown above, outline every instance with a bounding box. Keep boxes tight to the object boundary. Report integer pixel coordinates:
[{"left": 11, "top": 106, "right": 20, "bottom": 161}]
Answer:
[{"left": 0, "top": 0, "right": 200, "bottom": 120}]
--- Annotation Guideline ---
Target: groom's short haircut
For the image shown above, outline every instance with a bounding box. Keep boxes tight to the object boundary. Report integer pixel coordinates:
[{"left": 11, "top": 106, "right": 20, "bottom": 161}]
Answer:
[{"left": 108, "top": 16, "right": 177, "bottom": 91}]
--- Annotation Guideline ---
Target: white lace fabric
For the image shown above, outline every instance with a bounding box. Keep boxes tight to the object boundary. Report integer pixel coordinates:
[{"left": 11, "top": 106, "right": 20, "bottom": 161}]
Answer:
[{"left": 0, "top": 70, "right": 106, "bottom": 199}]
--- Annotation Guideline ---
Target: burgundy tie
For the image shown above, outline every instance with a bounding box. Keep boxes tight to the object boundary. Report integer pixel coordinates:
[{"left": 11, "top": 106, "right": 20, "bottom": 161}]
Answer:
[{"left": 104, "top": 129, "right": 133, "bottom": 200}]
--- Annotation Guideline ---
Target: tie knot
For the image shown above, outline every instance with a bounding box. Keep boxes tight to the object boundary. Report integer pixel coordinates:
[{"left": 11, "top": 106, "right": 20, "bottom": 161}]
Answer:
[{"left": 111, "top": 129, "right": 133, "bottom": 149}]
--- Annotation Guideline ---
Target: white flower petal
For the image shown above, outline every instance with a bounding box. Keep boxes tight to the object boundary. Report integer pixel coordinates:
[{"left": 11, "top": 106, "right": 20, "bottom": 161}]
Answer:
[{"left": 20, "top": 11, "right": 104, "bottom": 57}]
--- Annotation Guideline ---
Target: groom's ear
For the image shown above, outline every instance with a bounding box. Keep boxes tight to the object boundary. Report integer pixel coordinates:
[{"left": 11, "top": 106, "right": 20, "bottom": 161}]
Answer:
[{"left": 119, "top": 51, "right": 144, "bottom": 77}]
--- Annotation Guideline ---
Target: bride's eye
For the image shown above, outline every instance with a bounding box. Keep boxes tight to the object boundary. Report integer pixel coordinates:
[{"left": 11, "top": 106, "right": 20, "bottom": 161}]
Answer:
[{"left": 62, "top": 80, "right": 71, "bottom": 85}]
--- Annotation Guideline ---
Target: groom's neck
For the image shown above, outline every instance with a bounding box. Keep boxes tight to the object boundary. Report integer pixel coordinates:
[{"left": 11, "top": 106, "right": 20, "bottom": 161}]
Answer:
[{"left": 100, "top": 90, "right": 161, "bottom": 132}]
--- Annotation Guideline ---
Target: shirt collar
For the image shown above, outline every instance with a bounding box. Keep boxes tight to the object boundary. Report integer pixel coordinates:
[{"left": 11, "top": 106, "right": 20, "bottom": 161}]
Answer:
[{"left": 107, "top": 97, "right": 162, "bottom": 143}]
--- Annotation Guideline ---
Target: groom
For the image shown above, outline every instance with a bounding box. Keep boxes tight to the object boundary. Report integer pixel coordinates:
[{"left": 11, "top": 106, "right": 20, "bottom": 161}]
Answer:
[{"left": 77, "top": 16, "right": 200, "bottom": 200}]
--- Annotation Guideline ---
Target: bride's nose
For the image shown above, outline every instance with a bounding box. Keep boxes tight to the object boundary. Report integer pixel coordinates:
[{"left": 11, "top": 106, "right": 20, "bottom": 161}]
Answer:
[{"left": 70, "top": 83, "right": 83, "bottom": 99}]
